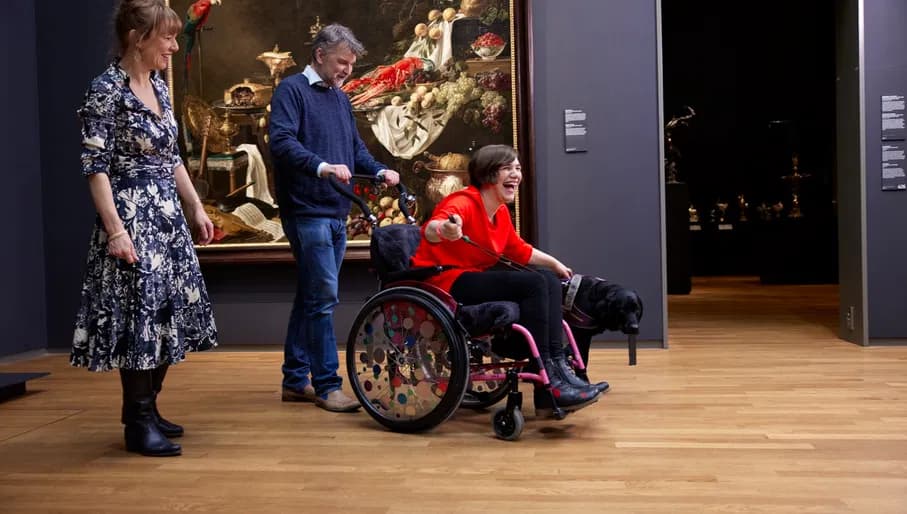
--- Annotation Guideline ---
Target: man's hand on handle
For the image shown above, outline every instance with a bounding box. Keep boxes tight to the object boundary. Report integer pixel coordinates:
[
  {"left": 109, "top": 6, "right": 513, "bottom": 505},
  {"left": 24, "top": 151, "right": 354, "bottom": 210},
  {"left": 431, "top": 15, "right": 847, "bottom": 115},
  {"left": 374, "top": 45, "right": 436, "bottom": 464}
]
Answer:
[
  {"left": 379, "top": 169, "right": 400, "bottom": 186},
  {"left": 322, "top": 164, "right": 352, "bottom": 183}
]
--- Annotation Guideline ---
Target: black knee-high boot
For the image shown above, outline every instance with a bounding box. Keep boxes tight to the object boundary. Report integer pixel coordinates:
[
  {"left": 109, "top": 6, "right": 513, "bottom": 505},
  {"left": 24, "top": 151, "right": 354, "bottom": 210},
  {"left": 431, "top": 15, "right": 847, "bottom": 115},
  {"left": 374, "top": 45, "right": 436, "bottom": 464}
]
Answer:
[
  {"left": 120, "top": 369, "right": 182, "bottom": 457},
  {"left": 150, "top": 364, "right": 184, "bottom": 438}
]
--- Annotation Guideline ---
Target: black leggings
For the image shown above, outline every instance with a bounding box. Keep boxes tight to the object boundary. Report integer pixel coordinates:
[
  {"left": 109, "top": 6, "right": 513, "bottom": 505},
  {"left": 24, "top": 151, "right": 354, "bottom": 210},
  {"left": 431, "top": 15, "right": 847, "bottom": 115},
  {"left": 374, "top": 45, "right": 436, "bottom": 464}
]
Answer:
[{"left": 450, "top": 269, "right": 564, "bottom": 360}]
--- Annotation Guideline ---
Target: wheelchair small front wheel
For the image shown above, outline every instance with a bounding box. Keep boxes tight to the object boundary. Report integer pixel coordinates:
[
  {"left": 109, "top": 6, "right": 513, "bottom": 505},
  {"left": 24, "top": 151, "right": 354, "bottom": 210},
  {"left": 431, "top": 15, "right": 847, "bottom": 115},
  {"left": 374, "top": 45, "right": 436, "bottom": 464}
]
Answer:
[{"left": 492, "top": 406, "right": 524, "bottom": 441}]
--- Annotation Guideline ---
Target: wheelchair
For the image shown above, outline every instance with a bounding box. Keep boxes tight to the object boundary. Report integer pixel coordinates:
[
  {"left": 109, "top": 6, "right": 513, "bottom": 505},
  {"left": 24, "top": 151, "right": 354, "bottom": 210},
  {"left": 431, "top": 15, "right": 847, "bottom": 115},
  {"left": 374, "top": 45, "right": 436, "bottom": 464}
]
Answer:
[{"left": 334, "top": 176, "right": 595, "bottom": 440}]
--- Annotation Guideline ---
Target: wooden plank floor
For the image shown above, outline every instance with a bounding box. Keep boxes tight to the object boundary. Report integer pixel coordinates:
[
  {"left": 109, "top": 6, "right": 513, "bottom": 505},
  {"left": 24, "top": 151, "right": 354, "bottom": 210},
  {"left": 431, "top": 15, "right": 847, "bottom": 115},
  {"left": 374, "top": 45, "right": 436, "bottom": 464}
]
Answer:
[{"left": 2, "top": 276, "right": 906, "bottom": 513}]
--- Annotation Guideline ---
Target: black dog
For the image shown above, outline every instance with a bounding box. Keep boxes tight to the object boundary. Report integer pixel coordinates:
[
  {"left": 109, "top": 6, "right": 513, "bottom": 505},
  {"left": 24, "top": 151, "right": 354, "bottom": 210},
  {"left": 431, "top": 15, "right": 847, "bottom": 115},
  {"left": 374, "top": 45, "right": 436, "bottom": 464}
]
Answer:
[
  {"left": 562, "top": 274, "right": 643, "bottom": 371},
  {"left": 486, "top": 273, "right": 642, "bottom": 370}
]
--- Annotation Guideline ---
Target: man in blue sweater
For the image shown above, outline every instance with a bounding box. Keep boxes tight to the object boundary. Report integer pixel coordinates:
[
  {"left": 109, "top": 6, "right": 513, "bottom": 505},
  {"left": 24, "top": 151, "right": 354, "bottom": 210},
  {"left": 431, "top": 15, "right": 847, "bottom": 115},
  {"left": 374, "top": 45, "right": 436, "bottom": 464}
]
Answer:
[{"left": 269, "top": 24, "right": 400, "bottom": 412}]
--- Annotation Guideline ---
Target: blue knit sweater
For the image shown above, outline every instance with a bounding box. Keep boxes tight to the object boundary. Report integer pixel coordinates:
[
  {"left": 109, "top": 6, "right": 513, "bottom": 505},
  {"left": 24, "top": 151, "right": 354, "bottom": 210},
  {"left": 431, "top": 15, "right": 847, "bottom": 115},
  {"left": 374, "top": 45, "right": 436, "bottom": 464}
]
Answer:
[{"left": 269, "top": 72, "right": 386, "bottom": 218}]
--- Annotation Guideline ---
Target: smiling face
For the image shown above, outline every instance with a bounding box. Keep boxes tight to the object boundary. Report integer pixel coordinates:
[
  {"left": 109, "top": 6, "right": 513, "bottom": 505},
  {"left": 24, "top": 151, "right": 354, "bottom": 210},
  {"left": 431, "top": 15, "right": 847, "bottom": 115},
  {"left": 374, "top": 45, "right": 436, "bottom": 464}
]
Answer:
[
  {"left": 313, "top": 44, "right": 357, "bottom": 87},
  {"left": 137, "top": 30, "right": 179, "bottom": 71},
  {"left": 488, "top": 158, "right": 522, "bottom": 205},
  {"left": 115, "top": 1, "right": 182, "bottom": 72}
]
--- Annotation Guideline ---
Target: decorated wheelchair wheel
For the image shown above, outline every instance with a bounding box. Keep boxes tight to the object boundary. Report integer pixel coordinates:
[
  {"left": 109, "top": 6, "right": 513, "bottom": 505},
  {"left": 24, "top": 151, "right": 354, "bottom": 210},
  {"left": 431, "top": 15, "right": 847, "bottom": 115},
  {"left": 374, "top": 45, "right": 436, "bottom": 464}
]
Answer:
[
  {"left": 346, "top": 287, "right": 470, "bottom": 433},
  {"left": 461, "top": 342, "right": 513, "bottom": 409}
]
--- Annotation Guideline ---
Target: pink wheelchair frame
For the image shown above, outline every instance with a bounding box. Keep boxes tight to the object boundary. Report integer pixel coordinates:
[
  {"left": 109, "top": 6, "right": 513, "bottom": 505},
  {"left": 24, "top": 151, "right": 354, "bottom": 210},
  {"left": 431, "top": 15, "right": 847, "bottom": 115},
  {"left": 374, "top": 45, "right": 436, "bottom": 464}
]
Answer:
[
  {"left": 344, "top": 266, "right": 589, "bottom": 441},
  {"left": 334, "top": 175, "right": 590, "bottom": 440}
]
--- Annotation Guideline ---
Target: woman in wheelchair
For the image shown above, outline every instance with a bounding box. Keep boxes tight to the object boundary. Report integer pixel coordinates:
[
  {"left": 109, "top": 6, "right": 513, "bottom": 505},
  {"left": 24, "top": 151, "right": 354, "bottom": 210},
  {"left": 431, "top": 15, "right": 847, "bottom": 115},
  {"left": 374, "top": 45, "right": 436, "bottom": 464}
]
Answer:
[{"left": 410, "top": 144, "right": 601, "bottom": 415}]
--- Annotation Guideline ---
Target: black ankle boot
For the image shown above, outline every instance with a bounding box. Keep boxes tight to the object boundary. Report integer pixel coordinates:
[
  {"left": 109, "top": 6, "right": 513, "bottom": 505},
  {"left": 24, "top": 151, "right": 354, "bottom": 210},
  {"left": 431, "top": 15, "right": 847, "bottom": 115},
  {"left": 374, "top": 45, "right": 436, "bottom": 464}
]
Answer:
[
  {"left": 120, "top": 370, "right": 181, "bottom": 457},
  {"left": 124, "top": 399, "right": 183, "bottom": 457},
  {"left": 542, "top": 358, "right": 600, "bottom": 411},
  {"left": 573, "top": 368, "right": 610, "bottom": 394},
  {"left": 552, "top": 356, "right": 590, "bottom": 388},
  {"left": 151, "top": 365, "right": 184, "bottom": 438},
  {"left": 559, "top": 357, "right": 610, "bottom": 394}
]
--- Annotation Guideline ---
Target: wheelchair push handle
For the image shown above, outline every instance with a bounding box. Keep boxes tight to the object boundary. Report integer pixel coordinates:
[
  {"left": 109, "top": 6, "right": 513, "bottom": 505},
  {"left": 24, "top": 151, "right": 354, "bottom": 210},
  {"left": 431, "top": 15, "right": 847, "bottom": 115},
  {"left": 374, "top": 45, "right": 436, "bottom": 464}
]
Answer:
[{"left": 327, "top": 173, "right": 418, "bottom": 226}]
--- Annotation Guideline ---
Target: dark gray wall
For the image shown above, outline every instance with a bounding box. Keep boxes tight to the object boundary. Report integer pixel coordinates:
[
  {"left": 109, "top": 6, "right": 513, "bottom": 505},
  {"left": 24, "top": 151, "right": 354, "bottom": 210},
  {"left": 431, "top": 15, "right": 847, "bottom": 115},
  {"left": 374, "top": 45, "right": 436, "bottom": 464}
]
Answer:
[
  {"left": 835, "top": 0, "right": 866, "bottom": 344},
  {"left": 37, "top": 1, "right": 118, "bottom": 350},
  {"left": 201, "top": 261, "right": 376, "bottom": 345},
  {"left": 863, "top": 0, "right": 907, "bottom": 342},
  {"left": 531, "top": 0, "right": 665, "bottom": 343},
  {"left": 1, "top": 0, "right": 47, "bottom": 358}
]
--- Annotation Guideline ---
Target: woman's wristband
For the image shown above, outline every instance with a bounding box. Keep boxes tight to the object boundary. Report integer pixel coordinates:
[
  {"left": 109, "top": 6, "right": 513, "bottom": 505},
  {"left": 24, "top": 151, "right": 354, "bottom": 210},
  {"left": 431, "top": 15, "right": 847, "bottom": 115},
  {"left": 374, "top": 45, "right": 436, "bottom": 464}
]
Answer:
[{"left": 108, "top": 230, "right": 127, "bottom": 242}]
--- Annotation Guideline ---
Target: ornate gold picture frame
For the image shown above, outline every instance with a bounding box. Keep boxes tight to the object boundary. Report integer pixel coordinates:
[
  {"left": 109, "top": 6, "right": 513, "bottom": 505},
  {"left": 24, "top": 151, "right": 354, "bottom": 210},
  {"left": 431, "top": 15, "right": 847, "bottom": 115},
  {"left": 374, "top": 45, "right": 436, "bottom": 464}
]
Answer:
[{"left": 165, "top": 0, "right": 535, "bottom": 263}]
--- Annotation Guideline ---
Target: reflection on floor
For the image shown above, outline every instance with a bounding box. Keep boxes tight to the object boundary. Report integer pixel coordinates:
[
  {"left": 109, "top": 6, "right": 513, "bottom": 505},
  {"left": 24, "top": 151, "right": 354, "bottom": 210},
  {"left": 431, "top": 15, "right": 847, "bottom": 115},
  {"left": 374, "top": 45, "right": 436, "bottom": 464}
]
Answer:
[
  {"left": 669, "top": 275, "right": 839, "bottom": 345},
  {"left": 4, "top": 276, "right": 907, "bottom": 513}
]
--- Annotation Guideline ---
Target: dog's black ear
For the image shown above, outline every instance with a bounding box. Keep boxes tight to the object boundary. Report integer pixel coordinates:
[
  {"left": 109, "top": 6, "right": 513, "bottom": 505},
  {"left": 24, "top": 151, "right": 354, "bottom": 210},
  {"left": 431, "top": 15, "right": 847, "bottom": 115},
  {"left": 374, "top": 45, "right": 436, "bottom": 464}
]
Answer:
[
  {"left": 593, "top": 298, "right": 620, "bottom": 332},
  {"left": 602, "top": 287, "right": 643, "bottom": 334},
  {"left": 571, "top": 276, "right": 601, "bottom": 310},
  {"left": 599, "top": 281, "right": 620, "bottom": 297},
  {"left": 587, "top": 277, "right": 612, "bottom": 303}
]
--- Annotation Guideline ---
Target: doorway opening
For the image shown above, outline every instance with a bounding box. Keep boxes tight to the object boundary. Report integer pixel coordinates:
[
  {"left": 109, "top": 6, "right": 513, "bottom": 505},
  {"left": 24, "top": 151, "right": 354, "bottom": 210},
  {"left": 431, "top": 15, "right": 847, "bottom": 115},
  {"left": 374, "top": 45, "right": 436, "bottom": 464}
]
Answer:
[{"left": 661, "top": 0, "right": 840, "bottom": 338}]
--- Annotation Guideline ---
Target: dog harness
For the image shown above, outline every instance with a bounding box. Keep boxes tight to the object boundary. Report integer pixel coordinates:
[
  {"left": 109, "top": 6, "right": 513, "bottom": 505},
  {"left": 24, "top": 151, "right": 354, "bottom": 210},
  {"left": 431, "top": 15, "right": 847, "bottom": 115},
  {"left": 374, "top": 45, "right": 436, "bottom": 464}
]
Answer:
[{"left": 562, "top": 274, "right": 602, "bottom": 329}]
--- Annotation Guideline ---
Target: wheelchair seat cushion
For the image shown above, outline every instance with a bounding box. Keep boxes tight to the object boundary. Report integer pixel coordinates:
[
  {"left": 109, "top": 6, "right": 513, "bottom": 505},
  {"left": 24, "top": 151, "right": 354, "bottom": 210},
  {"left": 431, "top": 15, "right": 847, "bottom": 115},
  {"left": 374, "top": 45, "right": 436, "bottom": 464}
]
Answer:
[{"left": 457, "top": 301, "right": 520, "bottom": 334}]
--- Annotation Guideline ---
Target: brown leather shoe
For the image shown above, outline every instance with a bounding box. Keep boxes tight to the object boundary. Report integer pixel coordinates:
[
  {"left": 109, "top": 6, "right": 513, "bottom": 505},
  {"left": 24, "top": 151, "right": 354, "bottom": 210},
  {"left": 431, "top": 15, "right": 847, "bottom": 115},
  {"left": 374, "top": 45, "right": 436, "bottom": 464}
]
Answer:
[
  {"left": 315, "top": 390, "right": 361, "bottom": 412},
  {"left": 281, "top": 384, "right": 317, "bottom": 403}
]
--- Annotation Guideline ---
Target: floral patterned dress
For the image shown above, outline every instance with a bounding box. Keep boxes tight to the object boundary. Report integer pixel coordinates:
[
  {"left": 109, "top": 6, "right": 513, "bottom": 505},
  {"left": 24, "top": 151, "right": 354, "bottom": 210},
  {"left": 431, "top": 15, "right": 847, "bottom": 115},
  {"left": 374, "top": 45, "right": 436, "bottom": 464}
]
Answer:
[{"left": 71, "top": 61, "right": 217, "bottom": 372}]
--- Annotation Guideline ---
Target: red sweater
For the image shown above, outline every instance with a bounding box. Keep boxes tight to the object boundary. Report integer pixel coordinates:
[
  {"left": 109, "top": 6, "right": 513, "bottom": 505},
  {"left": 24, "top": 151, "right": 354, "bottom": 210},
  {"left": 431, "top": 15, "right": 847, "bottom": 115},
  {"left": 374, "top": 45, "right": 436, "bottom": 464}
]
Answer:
[{"left": 411, "top": 186, "right": 533, "bottom": 292}]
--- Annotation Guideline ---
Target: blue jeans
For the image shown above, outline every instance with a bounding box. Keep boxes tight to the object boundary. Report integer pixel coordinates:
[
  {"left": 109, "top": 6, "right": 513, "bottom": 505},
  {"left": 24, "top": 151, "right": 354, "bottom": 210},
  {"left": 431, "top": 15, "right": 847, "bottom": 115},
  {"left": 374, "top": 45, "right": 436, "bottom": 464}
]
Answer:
[{"left": 282, "top": 216, "right": 346, "bottom": 396}]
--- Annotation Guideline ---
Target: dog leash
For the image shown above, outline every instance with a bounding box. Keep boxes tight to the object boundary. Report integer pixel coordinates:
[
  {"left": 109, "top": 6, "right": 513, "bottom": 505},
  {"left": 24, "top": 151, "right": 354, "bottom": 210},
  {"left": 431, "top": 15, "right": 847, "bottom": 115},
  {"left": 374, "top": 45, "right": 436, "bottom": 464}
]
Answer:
[
  {"left": 447, "top": 215, "right": 541, "bottom": 274},
  {"left": 446, "top": 216, "right": 638, "bottom": 366}
]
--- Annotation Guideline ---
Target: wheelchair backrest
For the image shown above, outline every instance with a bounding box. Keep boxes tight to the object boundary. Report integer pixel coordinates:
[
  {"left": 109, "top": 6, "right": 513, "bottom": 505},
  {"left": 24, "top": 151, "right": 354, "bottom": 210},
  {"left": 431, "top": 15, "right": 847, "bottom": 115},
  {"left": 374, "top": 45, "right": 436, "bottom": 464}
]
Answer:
[{"left": 369, "top": 223, "right": 423, "bottom": 283}]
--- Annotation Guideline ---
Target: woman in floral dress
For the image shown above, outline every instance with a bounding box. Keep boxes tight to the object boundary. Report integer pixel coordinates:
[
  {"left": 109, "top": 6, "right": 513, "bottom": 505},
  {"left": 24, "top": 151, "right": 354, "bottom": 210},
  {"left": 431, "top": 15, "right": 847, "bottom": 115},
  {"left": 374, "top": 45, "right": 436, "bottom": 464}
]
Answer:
[{"left": 70, "top": 0, "right": 217, "bottom": 457}]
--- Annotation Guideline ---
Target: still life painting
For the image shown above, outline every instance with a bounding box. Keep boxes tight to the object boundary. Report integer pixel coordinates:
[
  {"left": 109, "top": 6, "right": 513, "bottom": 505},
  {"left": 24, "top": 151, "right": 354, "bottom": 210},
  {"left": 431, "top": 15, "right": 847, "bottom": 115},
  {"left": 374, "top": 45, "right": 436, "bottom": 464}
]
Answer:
[{"left": 166, "top": 0, "right": 526, "bottom": 258}]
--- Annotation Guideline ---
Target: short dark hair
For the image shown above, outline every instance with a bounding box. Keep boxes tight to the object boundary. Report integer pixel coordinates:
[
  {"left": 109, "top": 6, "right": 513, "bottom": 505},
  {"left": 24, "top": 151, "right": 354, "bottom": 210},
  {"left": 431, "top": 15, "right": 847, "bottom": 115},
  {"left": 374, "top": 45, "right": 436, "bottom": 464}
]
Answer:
[
  {"left": 311, "top": 24, "right": 367, "bottom": 61},
  {"left": 468, "top": 145, "right": 519, "bottom": 186}
]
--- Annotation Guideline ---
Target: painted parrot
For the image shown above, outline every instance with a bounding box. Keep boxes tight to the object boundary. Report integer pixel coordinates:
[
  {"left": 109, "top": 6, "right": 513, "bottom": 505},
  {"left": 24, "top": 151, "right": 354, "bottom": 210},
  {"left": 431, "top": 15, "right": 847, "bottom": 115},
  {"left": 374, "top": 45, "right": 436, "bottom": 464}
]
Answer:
[{"left": 182, "top": 0, "right": 221, "bottom": 90}]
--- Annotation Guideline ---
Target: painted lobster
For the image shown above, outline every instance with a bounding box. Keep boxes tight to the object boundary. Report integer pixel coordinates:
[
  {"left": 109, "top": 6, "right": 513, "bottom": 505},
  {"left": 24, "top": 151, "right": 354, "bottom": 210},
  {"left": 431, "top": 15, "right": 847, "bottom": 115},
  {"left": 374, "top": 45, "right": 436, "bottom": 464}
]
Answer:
[{"left": 341, "top": 57, "right": 430, "bottom": 106}]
